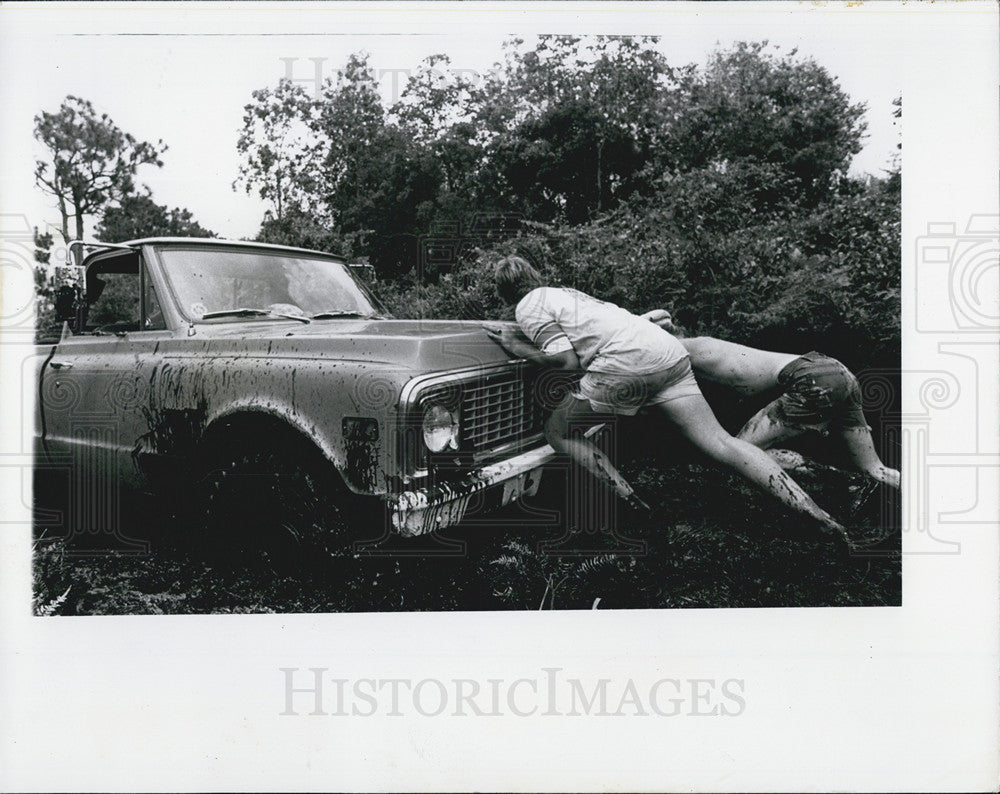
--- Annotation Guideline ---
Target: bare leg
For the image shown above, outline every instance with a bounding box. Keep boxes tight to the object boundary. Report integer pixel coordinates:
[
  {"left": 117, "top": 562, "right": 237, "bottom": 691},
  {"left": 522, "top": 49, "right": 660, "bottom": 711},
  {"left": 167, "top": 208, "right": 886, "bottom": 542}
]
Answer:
[
  {"left": 657, "top": 394, "right": 846, "bottom": 537},
  {"left": 767, "top": 448, "right": 811, "bottom": 473},
  {"left": 838, "top": 428, "right": 901, "bottom": 489},
  {"left": 544, "top": 395, "right": 636, "bottom": 500},
  {"left": 738, "top": 402, "right": 834, "bottom": 475},
  {"left": 737, "top": 400, "right": 806, "bottom": 449}
]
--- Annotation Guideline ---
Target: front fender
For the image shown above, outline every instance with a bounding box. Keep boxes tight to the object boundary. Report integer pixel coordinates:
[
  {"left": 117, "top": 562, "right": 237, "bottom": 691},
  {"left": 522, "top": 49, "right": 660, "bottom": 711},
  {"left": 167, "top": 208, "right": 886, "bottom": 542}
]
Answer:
[{"left": 143, "top": 355, "right": 416, "bottom": 496}]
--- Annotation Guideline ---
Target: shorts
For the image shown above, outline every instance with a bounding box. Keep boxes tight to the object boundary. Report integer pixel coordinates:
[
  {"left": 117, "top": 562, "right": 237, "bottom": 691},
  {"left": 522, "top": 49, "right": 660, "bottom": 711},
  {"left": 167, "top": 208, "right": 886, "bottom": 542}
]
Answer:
[
  {"left": 773, "top": 352, "right": 869, "bottom": 431},
  {"left": 574, "top": 357, "right": 702, "bottom": 416}
]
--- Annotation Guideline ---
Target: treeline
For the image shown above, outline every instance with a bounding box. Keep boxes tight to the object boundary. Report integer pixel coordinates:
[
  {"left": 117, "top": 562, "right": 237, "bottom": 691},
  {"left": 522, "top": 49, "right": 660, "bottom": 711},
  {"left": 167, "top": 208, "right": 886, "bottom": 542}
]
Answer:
[
  {"left": 32, "top": 37, "right": 900, "bottom": 373},
  {"left": 33, "top": 95, "right": 215, "bottom": 253},
  {"left": 32, "top": 96, "right": 216, "bottom": 340},
  {"left": 237, "top": 37, "right": 900, "bottom": 370}
]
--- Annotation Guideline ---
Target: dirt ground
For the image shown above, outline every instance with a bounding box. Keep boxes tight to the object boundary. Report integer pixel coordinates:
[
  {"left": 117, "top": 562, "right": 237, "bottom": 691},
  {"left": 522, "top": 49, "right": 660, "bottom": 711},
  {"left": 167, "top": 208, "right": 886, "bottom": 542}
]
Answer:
[{"left": 32, "top": 446, "right": 901, "bottom": 615}]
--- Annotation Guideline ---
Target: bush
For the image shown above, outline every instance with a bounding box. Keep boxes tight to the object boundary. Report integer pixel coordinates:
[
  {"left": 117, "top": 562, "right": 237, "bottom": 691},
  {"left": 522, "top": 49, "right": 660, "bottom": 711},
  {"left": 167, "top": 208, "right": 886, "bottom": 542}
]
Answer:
[{"left": 382, "top": 172, "right": 899, "bottom": 376}]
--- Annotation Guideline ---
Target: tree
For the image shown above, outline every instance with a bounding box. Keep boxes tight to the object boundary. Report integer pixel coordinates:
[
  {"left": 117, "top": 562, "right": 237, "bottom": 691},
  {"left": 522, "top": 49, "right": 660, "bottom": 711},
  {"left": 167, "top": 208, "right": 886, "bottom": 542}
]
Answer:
[
  {"left": 33, "top": 227, "right": 59, "bottom": 343},
  {"left": 305, "top": 53, "right": 444, "bottom": 276},
  {"left": 656, "top": 42, "right": 867, "bottom": 208},
  {"left": 33, "top": 227, "right": 54, "bottom": 265},
  {"left": 235, "top": 36, "right": 880, "bottom": 292},
  {"left": 470, "top": 36, "right": 675, "bottom": 222},
  {"left": 234, "top": 79, "right": 319, "bottom": 222},
  {"left": 237, "top": 38, "right": 682, "bottom": 264},
  {"left": 311, "top": 53, "right": 393, "bottom": 231},
  {"left": 886, "top": 95, "right": 901, "bottom": 185},
  {"left": 389, "top": 54, "right": 479, "bottom": 198},
  {"left": 255, "top": 204, "right": 349, "bottom": 255},
  {"left": 237, "top": 54, "right": 441, "bottom": 277},
  {"left": 95, "top": 191, "right": 215, "bottom": 243},
  {"left": 33, "top": 96, "right": 167, "bottom": 248}
]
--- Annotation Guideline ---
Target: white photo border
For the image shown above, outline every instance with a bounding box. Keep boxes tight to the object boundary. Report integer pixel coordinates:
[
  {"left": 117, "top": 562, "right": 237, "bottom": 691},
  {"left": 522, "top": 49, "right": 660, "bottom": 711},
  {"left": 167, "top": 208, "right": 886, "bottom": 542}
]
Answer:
[{"left": 1, "top": 2, "right": 997, "bottom": 792}]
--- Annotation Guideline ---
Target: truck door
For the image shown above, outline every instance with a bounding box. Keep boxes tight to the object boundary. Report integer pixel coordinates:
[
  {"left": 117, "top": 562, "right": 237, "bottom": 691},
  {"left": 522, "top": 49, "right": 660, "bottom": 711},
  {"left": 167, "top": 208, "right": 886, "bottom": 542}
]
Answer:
[{"left": 37, "top": 249, "right": 168, "bottom": 550}]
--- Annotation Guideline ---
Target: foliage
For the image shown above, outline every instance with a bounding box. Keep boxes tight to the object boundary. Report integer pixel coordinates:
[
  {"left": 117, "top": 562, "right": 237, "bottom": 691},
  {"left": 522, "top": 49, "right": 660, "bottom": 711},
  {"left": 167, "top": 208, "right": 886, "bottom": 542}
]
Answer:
[
  {"left": 468, "top": 36, "right": 676, "bottom": 224},
  {"left": 33, "top": 228, "right": 60, "bottom": 342},
  {"left": 236, "top": 54, "right": 445, "bottom": 277},
  {"left": 234, "top": 37, "right": 682, "bottom": 273},
  {"left": 235, "top": 38, "right": 872, "bottom": 275},
  {"left": 389, "top": 54, "right": 479, "bottom": 196},
  {"left": 95, "top": 190, "right": 216, "bottom": 243},
  {"left": 488, "top": 540, "right": 634, "bottom": 609},
  {"left": 33, "top": 227, "right": 54, "bottom": 264},
  {"left": 380, "top": 170, "right": 899, "bottom": 374},
  {"left": 234, "top": 78, "right": 318, "bottom": 222},
  {"left": 34, "top": 95, "right": 167, "bottom": 244},
  {"left": 32, "top": 538, "right": 70, "bottom": 615},
  {"left": 375, "top": 246, "right": 520, "bottom": 321},
  {"left": 32, "top": 455, "right": 900, "bottom": 614},
  {"left": 86, "top": 273, "right": 139, "bottom": 327},
  {"left": 654, "top": 41, "right": 867, "bottom": 208},
  {"left": 34, "top": 267, "right": 61, "bottom": 344},
  {"left": 345, "top": 38, "right": 897, "bottom": 374},
  {"left": 255, "top": 204, "right": 353, "bottom": 255}
]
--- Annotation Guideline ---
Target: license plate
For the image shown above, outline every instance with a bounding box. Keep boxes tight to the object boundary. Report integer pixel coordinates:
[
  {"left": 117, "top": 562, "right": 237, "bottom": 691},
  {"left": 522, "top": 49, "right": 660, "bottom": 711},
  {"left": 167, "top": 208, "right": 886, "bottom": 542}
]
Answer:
[{"left": 500, "top": 466, "right": 543, "bottom": 506}]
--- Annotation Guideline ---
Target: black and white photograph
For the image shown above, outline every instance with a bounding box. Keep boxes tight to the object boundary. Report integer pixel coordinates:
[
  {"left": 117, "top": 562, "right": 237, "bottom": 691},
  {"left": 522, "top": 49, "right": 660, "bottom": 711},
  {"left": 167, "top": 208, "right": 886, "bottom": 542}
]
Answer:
[
  {"left": 27, "top": 18, "right": 905, "bottom": 615},
  {"left": 1, "top": 2, "right": 997, "bottom": 791}
]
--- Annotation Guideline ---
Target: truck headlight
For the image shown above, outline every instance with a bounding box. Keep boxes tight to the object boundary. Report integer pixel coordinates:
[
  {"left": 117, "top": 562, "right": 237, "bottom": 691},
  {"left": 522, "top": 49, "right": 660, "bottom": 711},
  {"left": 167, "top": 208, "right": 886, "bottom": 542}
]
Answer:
[{"left": 422, "top": 404, "right": 459, "bottom": 452}]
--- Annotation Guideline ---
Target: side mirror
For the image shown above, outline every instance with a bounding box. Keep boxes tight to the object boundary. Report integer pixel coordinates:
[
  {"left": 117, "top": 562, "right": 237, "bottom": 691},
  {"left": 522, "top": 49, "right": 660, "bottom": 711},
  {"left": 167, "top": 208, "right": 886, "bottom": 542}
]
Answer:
[
  {"left": 53, "top": 264, "right": 86, "bottom": 312},
  {"left": 53, "top": 283, "right": 86, "bottom": 333},
  {"left": 54, "top": 284, "right": 80, "bottom": 322}
]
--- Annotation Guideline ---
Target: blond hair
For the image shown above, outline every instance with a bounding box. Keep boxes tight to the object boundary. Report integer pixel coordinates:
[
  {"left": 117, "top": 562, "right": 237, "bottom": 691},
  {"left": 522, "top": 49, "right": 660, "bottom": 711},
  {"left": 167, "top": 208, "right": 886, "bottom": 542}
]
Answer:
[{"left": 494, "top": 255, "right": 544, "bottom": 304}]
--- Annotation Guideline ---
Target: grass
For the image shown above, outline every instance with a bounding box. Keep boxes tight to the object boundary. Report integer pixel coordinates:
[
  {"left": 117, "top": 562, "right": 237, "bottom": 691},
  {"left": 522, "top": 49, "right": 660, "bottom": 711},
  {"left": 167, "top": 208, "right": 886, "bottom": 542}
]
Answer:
[{"left": 31, "top": 452, "right": 901, "bottom": 615}]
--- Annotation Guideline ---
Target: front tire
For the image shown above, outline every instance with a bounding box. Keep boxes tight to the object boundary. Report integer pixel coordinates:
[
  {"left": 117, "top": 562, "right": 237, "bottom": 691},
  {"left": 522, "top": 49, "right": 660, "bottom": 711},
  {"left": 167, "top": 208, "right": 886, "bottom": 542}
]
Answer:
[{"left": 192, "top": 431, "right": 351, "bottom": 566}]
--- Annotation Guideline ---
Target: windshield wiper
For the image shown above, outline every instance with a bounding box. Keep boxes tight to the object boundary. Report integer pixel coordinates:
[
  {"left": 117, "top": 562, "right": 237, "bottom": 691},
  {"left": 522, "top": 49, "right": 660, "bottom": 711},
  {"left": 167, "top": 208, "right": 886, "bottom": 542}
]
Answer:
[
  {"left": 309, "top": 310, "right": 382, "bottom": 320},
  {"left": 201, "top": 307, "right": 311, "bottom": 323}
]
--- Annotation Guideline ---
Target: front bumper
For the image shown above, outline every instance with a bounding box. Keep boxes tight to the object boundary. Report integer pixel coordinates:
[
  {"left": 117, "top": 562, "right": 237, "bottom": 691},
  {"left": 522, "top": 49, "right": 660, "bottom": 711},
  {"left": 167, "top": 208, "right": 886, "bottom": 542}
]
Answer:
[{"left": 388, "top": 443, "right": 555, "bottom": 536}]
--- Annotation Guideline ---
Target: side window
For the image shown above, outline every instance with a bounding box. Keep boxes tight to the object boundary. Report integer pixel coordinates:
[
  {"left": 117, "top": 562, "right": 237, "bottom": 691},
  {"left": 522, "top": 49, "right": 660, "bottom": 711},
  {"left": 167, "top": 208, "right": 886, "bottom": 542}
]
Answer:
[
  {"left": 144, "top": 268, "right": 166, "bottom": 330},
  {"left": 87, "top": 272, "right": 139, "bottom": 330},
  {"left": 84, "top": 254, "right": 166, "bottom": 333}
]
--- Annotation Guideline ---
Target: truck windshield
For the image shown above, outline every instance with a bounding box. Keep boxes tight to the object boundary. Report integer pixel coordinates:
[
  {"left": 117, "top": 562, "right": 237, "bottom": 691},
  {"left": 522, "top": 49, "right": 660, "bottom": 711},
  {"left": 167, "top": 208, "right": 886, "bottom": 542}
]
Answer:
[{"left": 156, "top": 247, "right": 383, "bottom": 323}]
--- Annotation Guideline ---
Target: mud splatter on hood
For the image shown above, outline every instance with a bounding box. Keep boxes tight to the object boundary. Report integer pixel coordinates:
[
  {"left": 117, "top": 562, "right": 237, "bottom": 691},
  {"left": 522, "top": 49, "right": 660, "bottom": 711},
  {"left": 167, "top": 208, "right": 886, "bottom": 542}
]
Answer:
[{"left": 173, "top": 319, "right": 516, "bottom": 372}]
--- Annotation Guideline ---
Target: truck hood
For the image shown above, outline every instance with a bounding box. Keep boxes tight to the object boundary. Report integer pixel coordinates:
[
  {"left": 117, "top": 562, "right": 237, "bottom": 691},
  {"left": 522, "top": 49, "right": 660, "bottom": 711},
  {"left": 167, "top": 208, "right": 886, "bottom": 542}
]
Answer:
[{"left": 192, "top": 318, "right": 517, "bottom": 373}]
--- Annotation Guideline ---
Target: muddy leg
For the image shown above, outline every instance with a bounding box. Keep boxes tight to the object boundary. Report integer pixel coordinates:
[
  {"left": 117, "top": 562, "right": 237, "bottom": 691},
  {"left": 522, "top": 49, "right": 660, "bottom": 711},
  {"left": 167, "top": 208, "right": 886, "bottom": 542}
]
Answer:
[
  {"left": 838, "top": 428, "right": 901, "bottom": 490},
  {"left": 767, "top": 448, "right": 810, "bottom": 473},
  {"left": 738, "top": 402, "right": 842, "bottom": 484},
  {"left": 657, "top": 394, "right": 846, "bottom": 538},
  {"left": 737, "top": 400, "right": 805, "bottom": 449},
  {"left": 545, "top": 394, "right": 635, "bottom": 500}
]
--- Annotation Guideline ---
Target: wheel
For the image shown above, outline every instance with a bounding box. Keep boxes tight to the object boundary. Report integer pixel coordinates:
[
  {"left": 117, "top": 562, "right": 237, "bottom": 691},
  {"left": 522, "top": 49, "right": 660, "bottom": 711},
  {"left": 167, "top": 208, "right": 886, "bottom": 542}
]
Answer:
[{"left": 191, "top": 430, "right": 352, "bottom": 567}]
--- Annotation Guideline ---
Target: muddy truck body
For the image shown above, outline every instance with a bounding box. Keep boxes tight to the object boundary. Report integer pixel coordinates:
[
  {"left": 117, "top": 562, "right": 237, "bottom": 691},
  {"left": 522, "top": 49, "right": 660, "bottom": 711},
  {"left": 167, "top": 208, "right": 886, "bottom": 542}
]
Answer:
[{"left": 35, "top": 239, "right": 557, "bottom": 541}]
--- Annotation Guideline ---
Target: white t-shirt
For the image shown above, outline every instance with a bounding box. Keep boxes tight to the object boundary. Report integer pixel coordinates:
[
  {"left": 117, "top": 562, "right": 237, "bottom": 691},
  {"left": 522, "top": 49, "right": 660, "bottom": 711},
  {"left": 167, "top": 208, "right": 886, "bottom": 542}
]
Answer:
[{"left": 515, "top": 286, "right": 687, "bottom": 374}]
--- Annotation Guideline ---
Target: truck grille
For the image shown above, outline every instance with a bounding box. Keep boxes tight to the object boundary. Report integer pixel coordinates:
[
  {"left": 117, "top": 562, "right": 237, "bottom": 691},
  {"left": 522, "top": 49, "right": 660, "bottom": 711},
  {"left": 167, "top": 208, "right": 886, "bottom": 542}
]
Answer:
[
  {"left": 401, "top": 363, "right": 564, "bottom": 478},
  {"left": 460, "top": 369, "right": 541, "bottom": 451}
]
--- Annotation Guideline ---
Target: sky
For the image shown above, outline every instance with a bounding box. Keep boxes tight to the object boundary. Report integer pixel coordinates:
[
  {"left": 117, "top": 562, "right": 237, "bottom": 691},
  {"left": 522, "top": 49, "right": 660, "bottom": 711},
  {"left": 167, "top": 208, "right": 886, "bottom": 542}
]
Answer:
[{"left": 0, "top": 2, "right": 919, "bottom": 249}]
